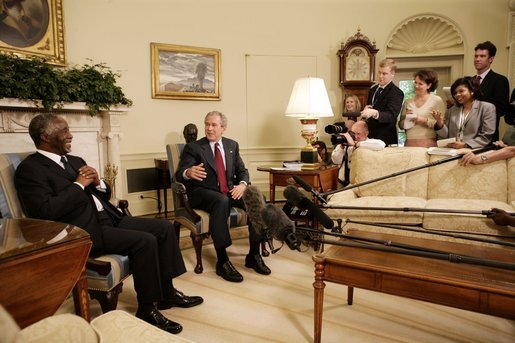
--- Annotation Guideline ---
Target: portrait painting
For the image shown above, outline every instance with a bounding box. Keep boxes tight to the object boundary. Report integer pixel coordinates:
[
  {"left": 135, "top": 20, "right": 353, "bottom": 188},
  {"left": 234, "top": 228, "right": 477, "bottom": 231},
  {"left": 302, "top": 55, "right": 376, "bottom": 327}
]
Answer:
[
  {"left": 0, "top": 0, "right": 65, "bottom": 65},
  {"left": 151, "top": 43, "right": 221, "bottom": 100}
]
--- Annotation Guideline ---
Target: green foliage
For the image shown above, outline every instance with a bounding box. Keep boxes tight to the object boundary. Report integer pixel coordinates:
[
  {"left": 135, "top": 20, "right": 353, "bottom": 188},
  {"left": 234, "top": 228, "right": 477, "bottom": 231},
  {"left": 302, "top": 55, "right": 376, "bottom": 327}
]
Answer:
[{"left": 0, "top": 54, "right": 133, "bottom": 115}]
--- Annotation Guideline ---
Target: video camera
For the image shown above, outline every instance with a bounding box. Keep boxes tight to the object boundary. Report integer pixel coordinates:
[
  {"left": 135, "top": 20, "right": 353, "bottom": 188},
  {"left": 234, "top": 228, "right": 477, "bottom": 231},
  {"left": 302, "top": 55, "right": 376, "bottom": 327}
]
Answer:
[{"left": 324, "top": 122, "right": 353, "bottom": 146}]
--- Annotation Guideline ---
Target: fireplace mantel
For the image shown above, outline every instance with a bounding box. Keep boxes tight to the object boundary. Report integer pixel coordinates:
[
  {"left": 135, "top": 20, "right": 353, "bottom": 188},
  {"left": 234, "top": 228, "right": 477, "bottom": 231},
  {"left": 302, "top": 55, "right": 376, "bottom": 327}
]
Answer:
[{"left": 0, "top": 98, "right": 129, "bottom": 199}]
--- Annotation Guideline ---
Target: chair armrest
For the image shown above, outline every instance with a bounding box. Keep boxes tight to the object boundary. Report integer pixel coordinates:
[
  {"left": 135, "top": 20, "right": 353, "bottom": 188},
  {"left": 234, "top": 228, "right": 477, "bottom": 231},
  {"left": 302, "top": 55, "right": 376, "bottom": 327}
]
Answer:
[
  {"left": 171, "top": 182, "right": 201, "bottom": 222},
  {"left": 117, "top": 199, "right": 131, "bottom": 216},
  {"left": 86, "top": 259, "right": 112, "bottom": 276}
]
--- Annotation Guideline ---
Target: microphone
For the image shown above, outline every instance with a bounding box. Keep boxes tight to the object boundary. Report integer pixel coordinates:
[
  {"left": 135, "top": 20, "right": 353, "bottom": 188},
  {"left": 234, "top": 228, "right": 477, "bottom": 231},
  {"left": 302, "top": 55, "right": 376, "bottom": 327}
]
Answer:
[
  {"left": 341, "top": 111, "right": 361, "bottom": 118},
  {"left": 291, "top": 175, "right": 327, "bottom": 204},
  {"left": 242, "top": 185, "right": 267, "bottom": 236},
  {"left": 283, "top": 185, "right": 334, "bottom": 230},
  {"left": 261, "top": 204, "right": 301, "bottom": 251}
]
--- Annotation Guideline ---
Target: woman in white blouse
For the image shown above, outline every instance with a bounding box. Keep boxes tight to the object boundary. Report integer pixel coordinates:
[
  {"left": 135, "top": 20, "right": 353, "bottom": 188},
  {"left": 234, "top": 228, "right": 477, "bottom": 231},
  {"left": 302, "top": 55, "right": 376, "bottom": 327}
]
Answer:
[{"left": 398, "top": 69, "right": 446, "bottom": 147}]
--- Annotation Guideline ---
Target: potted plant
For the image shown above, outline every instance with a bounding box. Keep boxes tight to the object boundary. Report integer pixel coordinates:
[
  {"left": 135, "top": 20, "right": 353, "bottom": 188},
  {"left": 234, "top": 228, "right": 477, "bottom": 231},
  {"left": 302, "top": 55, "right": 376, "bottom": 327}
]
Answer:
[{"left": 0, "top": 54, "right": 133, "bottom": 115}]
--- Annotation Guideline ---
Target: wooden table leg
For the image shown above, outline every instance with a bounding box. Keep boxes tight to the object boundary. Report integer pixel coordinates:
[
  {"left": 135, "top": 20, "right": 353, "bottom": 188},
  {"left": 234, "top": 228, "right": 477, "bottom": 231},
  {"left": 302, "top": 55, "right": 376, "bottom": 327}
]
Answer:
[
  {"left": 72, "top": 266, "right": 91, "bottom": 322},
  {"left": 347, "top": 286, "right": 354, "bottom": 305},
  {"left": 313, "top": 257, "right": 326, "bottom": 343}
]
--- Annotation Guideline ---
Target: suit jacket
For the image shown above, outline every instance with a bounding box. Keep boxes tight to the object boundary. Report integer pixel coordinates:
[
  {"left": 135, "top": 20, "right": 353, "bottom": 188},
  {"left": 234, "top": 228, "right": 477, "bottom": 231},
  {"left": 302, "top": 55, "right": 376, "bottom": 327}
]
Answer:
[
  {"left": 436, "top": 100, "right": 496, "bottom": 148},
  {"left": 366, "top": 82, "right": 404, "bottom": 145},
  {"left": 480, "top": 70, "right": 510, "bottom": 118},
  {"left": 480, "top": 70, "right": 510, "bottom": 139},
  {"left": 176, "top": 137, "right": 249, "bottom": 193},
  {"left": 14, "top": 152, "right": 117, "bottom": 254}
]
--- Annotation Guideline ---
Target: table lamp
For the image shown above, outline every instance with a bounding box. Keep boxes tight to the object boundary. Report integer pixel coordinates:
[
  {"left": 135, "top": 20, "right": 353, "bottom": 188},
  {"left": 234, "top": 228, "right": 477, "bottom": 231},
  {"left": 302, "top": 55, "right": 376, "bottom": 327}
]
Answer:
[{"left": 285, "top": 77, "right": 334, "bottom": 169}]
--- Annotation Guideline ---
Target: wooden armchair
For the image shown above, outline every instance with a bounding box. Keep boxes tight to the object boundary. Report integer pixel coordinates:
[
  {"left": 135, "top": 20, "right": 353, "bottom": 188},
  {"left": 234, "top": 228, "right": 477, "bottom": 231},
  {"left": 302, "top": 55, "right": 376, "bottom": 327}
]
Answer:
[
  {"left": 166, "top": 143, "right": 250, "bottom": 274},
  {"left": 0, "top": 152, "right": 131, "bottom": 313}
]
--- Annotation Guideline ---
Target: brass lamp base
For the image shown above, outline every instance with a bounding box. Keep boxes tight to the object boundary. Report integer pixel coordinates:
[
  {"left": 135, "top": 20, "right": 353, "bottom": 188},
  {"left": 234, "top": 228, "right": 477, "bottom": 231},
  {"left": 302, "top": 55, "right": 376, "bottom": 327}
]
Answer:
[{"left": 300, "top": 148, "right": 320, "bottom": 170}]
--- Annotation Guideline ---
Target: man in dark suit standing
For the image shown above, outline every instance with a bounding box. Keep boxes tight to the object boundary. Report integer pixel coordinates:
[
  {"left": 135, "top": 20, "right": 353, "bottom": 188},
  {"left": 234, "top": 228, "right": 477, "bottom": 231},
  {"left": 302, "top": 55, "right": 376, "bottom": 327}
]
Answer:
[
  {"left": 474, "top": 41, "right": 510, "bottom": 142},
  {"left": 15, "top": 114, "right": 203, "bottom": 335},
  {"left": 176, "top": 111, "right": 270, "bottom": 283},
  {"left": 361, "top": 58, "right": 404, "bottom": 146}
]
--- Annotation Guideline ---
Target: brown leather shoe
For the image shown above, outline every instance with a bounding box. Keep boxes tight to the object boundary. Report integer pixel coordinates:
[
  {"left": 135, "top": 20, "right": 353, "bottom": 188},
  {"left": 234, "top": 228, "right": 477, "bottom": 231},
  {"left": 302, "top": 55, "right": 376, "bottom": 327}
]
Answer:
[
  {"left": 245, "top": 253, "right": 271, "bottom": 275},
  {"left": 139, "top": 308, "right": 182, "bottom": 334},
  {"left": 216, "top": 260, "right": 243, "bottom": 282}
]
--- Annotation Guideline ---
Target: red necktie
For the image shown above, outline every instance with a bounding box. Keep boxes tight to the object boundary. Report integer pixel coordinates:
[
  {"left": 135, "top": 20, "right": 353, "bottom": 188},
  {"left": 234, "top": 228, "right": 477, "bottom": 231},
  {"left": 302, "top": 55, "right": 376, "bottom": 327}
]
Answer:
[
  {"left": 214, "top": 143, "right": 229, "bottom": 195},
  {"left": 475, "top": 75, "right": 481, "bottom": 87}
]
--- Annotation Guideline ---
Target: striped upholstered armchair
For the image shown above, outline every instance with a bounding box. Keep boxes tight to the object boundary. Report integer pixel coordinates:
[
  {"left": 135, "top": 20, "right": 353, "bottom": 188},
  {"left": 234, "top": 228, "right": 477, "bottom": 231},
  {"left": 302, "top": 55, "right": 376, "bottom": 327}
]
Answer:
[{"left": 0, "top": 152, "right": 131, "bottom": 313}]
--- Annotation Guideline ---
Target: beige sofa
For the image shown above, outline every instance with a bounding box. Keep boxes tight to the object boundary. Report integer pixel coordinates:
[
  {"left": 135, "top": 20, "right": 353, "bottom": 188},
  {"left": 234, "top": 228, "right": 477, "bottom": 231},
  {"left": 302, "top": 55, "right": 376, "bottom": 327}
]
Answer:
[{"left": 325, "top": 147, "right": 515, "bottom": 241}]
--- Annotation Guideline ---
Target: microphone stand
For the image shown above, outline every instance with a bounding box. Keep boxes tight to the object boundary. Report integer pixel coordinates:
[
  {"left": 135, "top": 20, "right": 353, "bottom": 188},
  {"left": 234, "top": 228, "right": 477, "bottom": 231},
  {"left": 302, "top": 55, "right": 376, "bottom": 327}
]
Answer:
[
  {"left": 344, "top": 218, "right": 515, "bottom": 248},
  {"left": 321, "top": 205, "right": 515, "bottom": 217},
  {"left": 320, "top": 145, "right": 498, "bottom": 198},
  {"left": 292, "top": 226, "right": 515, "bottom": 271}
]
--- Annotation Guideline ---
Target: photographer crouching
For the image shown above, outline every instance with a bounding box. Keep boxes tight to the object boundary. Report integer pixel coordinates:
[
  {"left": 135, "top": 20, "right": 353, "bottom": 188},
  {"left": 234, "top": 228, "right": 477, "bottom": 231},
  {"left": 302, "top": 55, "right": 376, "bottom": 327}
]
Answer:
[{"left": 328, "top": 120, "right": 385, "bottom": 186}]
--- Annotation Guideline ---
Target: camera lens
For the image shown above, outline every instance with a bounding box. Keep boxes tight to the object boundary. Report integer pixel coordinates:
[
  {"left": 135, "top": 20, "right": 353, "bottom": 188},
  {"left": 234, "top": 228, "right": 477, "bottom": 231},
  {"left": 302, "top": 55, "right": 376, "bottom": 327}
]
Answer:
[{"left": 324, "top": 123, "right": 348, "bottom": 134}]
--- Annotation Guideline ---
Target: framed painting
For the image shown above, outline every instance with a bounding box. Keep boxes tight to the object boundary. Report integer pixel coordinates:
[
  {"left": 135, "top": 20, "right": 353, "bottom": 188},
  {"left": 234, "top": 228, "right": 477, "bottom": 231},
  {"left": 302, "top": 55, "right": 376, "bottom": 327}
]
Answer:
[
  {"left": 0, "top": 0, "right": 66, "bottom": 65},
  {"left": 151, "top": 43, "right": 221, "bottom": 100}
]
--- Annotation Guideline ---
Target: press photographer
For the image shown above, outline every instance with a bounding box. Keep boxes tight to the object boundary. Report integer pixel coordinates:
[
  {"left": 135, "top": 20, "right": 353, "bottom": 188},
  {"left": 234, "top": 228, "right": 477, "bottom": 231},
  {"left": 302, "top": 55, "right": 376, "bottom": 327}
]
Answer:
[{"left": 328, "top": 121, "right": 385, "bottom": 185}]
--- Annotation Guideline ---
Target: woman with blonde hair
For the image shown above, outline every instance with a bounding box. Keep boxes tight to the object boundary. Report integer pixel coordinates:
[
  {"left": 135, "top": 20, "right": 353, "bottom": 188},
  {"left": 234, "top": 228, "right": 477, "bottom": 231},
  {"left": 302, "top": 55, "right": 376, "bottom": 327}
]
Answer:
[
  {"left": 398, "top": 69, "right": 446, "bottom": 147},
  {"left": 342, "top": 93, "right": 362, "bottom": 129}
]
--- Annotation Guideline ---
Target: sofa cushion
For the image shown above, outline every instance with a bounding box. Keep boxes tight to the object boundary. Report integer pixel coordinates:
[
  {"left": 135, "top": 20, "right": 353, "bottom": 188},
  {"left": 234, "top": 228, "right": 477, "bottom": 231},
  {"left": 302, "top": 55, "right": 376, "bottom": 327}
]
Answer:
[
  {"left": 351, "top": 147, "right": 429, "bottom": 199},
  {"left": 325, "top": 195, "right": 427, "bottom": 225},
  {"left": 427, "top": 155, "right": 507, "bottom": 202},
  {"left": 424, "top": 198, "right": 515, "bottom": 237}
]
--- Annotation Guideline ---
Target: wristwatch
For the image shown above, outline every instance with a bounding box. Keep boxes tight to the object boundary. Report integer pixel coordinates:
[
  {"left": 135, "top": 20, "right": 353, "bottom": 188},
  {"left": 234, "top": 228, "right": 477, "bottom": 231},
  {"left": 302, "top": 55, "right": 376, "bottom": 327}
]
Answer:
[{"left": 481, "top": 154, "right": 488, "bottom": 163}]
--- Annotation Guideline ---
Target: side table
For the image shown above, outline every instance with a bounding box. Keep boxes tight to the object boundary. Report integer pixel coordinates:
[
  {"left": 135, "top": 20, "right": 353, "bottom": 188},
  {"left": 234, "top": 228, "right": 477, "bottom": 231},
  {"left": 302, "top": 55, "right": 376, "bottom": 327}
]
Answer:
[
  {"left": 257, "top": 165, "right": 338, "bottom": 204},
  {"left": 154, "top": 158, "right": 171, "bottom": 218},
  {"left": 0, "top": 218, "right": 91, "bottom": 328}
]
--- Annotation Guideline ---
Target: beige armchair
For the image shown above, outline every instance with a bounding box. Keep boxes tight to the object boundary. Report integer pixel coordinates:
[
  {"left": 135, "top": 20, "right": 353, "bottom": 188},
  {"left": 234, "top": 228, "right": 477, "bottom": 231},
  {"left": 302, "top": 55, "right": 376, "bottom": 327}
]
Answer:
[{"left": 0, "top": 305, "right": 193, "bottom": 343}]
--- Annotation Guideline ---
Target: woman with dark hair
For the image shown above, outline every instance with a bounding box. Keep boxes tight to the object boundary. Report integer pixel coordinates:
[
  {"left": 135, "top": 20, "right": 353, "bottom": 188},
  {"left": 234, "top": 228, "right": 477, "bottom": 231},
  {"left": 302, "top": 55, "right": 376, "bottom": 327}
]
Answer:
[
  {"left": 399, "top": 69, "right": 446, "bottom": 147},
  {"left": 431, "top": 76, "right": 496, "bottom": 148}
]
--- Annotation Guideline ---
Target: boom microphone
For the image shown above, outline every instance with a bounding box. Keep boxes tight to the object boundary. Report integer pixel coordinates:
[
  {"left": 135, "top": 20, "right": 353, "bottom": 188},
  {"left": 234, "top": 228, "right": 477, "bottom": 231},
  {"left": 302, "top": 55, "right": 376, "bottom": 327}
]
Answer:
[
  {"left": 291, "top": 175, "right": 327, "bottom": 204},
  {"left": 242, "top": 185, "right": 267, "bottom": 236},
  {"left": 261, "top": 204, "right": 301, "bottom": 251},
  {"left": 283, "top": 185, "right": 334, "bottom": 230}
]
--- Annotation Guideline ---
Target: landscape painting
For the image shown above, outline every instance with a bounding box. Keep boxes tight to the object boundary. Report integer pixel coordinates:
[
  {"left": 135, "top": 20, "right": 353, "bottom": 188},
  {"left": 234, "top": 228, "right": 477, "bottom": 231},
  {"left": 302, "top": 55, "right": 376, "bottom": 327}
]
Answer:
[{"left": 151, "top": 43, "right": 220, "bottom": 100}]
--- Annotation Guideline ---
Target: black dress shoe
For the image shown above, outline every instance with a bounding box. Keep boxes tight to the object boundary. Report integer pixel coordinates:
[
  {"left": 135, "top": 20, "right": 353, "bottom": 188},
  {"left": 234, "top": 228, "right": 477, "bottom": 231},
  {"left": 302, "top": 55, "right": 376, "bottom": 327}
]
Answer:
[
  {"left": 245, "top": 253, "right": 271, "bottom": 275},
  {"left": 157, "top": 290, "right": 204, "bottom": 310},
  {"left": 216, "top": 260, "right": 243, "bottom": 282},
  {"left": 139, "top": 308, "right": 183, "bottom": 334}
]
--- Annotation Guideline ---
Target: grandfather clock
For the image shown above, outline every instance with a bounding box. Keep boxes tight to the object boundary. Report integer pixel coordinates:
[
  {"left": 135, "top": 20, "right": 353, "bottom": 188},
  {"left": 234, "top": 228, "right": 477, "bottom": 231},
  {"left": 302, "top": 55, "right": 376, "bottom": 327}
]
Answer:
[{"left": 337, "top": 28, "right": 379, "bottom": 115}]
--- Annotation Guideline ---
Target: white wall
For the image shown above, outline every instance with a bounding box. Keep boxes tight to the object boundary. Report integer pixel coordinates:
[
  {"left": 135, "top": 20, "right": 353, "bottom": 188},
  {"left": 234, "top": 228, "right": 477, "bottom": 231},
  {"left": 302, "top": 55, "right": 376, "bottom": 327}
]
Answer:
[{"left": 63, "top": 0, "right": 511, "bottom": 214}]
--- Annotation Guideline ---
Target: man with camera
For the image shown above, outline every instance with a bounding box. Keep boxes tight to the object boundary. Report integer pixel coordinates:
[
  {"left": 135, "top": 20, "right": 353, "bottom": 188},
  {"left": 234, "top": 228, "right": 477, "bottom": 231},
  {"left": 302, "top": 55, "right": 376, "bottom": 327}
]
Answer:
[{"left": 329, "top": 120, "right": 385, "bottom": 185}]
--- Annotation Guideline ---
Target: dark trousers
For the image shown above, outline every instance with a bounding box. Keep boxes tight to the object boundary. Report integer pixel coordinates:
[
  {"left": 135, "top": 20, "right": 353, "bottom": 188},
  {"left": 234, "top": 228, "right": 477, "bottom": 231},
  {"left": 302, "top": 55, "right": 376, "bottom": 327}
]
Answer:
[
  {"left": 99, "top": 213, "right": 186, "bottom": 304},
  {"left": 188, "top": 188, "right": 262, "bottom": 250}
]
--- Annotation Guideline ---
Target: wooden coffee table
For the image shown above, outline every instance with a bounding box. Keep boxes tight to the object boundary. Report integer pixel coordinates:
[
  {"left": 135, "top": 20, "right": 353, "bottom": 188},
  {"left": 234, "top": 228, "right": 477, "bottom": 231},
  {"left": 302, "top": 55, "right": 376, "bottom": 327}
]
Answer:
[{"left": 312, "top": 230, "right": 515, "bottom": 343}]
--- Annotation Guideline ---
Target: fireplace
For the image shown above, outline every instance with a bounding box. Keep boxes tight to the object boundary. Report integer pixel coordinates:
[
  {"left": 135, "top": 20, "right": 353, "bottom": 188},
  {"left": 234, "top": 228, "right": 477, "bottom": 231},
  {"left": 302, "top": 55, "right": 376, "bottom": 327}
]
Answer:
[{"left": 0, "top": 98, "right": 128, "bottom": 199}]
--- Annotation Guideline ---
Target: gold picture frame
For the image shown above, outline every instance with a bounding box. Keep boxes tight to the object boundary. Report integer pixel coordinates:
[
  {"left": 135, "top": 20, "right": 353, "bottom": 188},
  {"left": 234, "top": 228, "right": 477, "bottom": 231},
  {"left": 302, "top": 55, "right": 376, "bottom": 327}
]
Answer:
[
  {"left": 151, "top": 43, "right": 220, "bottom": 100},
  {"left": 0, "top": 0, "right": 66, "bottom": 65}
]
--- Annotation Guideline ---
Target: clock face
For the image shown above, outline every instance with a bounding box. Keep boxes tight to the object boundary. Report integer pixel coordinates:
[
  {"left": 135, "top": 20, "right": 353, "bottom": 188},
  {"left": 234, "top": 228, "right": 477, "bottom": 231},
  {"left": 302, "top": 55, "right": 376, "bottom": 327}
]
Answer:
[{"left": 344, "top": 47, "right": 371, "bottom": 81}]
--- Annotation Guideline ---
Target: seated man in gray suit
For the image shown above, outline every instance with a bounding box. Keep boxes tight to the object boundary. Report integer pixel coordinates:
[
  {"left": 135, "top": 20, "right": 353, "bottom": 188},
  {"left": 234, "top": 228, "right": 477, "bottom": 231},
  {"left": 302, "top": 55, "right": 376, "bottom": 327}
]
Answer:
[{"left": 176, "top": 111, "right": 271, "bottom": 282}]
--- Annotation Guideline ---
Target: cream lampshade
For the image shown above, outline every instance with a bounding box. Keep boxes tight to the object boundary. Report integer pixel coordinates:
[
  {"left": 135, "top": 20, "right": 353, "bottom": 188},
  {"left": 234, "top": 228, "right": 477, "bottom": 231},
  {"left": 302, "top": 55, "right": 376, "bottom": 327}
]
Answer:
[{"left": 285, "top": 77, "right": 333, "bottom": 169}]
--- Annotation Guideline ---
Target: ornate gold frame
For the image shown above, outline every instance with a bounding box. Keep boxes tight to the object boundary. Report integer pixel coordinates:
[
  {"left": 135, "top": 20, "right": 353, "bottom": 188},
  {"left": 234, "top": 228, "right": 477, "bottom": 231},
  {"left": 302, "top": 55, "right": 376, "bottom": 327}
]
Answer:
[
  {"left": 0, "top": 0, "right": 66, "bottom": 65},
  {"left": 151, "top": 43, "right": 221, "bottom": 100}
]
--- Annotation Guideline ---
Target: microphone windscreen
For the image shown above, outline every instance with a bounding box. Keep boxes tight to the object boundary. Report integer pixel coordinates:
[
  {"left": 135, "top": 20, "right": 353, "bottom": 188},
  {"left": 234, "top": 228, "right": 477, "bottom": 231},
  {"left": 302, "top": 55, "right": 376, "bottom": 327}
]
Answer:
[
  {"left": 292, "top": 175, "right": 313, "bottom": 192},
  {"left": 261, "top": 204, "right": 295, "bottom": 241},
  {"left": 283, "top": 185, "right": 306, "bottom": 206},
  {"left": 242, "top": 185, "right": 266, "bottom": 235}
]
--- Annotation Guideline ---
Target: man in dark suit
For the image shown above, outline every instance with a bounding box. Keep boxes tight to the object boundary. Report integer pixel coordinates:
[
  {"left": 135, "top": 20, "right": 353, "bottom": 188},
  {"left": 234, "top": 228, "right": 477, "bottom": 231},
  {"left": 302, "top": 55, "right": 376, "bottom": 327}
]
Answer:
[
  {"left": 15, "top": 114, "right": 203, "bottom": 335},
  {"left": 474, "top": 41, "right": 510, "bottom": 141},
  {"left": 361, "top": 58, "right": 404, "bottom": 146},
  {"left": 176, "top": 111, "right": 270, "bottom": 283}
]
